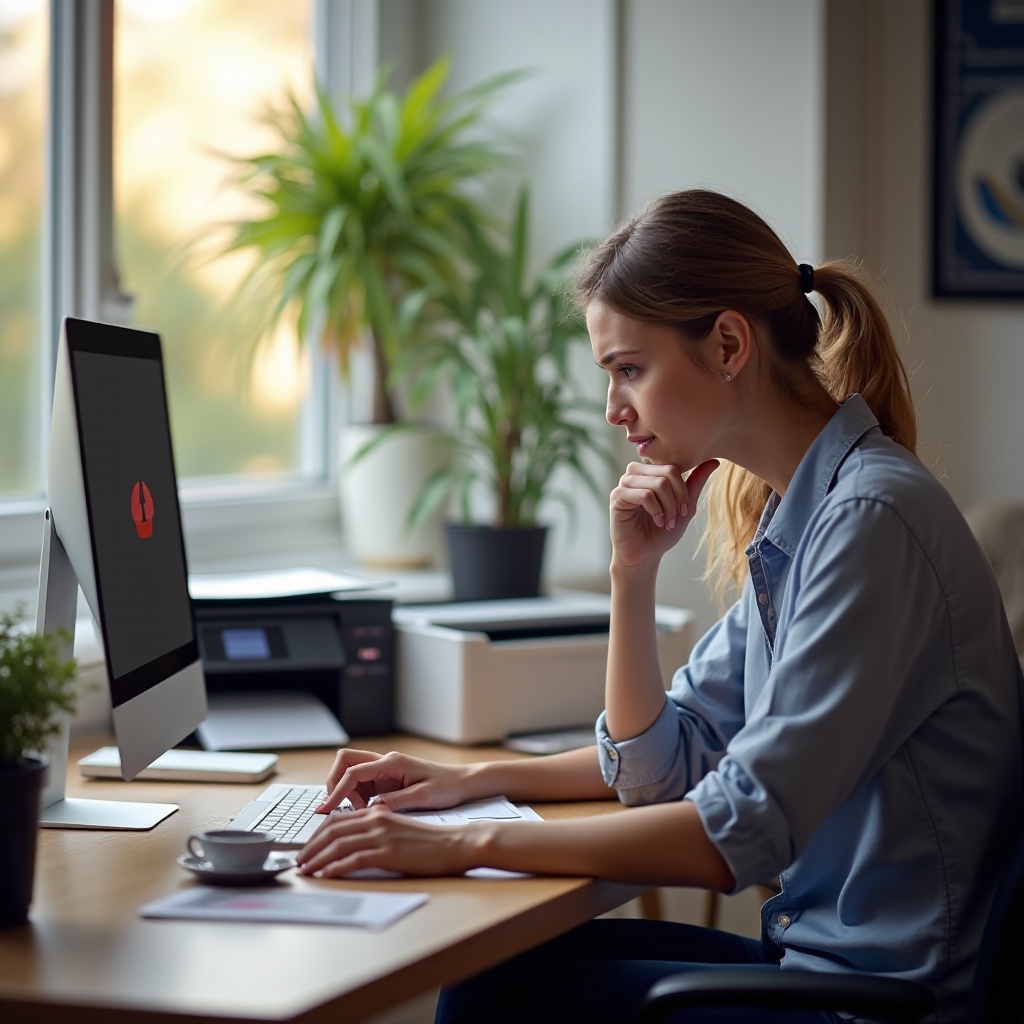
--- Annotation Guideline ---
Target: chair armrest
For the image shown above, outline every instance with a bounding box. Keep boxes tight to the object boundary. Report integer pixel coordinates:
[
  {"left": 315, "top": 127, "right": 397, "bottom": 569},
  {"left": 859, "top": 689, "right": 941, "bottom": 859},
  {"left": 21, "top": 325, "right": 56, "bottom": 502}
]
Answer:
[{"left": 641, "top": 968, "right": 937, "bottom": 1024}]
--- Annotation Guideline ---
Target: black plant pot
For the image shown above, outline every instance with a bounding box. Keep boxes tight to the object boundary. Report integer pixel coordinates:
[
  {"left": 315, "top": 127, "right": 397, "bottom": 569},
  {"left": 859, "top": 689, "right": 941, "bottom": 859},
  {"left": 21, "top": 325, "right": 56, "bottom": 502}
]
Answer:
[
  {"left": 446, "top": 524, "right": 549, "bottom": 602},
  {"left": 0, "top": 757, "right": 47, "bottom": 927}
]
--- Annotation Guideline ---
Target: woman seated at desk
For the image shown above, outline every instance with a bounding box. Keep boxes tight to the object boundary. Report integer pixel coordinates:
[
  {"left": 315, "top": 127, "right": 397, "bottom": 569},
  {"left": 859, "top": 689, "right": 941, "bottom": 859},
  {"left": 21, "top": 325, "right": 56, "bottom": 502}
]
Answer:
[{"left": 295, "top": 188, "right": 1022, "bottom": 1024}]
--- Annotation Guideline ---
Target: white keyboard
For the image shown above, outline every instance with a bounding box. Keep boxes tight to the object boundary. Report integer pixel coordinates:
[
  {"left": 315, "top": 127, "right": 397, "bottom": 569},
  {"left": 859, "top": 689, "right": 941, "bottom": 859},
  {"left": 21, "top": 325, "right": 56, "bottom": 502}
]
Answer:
[{"left": 226, "top": 783, "right": 330, "bottom": 847}]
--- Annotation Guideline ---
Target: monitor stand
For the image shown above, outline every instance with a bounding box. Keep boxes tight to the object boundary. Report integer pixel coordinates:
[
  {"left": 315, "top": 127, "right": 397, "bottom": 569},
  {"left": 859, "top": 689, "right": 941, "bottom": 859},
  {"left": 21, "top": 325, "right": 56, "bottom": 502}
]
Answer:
[{"left": 36, "top": 512, "right": 177, "bottom": 830}]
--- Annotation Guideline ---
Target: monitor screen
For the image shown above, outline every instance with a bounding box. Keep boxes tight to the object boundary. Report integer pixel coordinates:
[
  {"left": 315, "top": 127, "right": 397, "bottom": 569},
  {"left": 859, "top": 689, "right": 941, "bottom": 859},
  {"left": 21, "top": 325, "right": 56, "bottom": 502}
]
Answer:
[
  {"left": 67, "top": 319, "right": 198, "bottom": 707},
  {"left": 39, "top": 316, "right": 207, "bottom": 817}
]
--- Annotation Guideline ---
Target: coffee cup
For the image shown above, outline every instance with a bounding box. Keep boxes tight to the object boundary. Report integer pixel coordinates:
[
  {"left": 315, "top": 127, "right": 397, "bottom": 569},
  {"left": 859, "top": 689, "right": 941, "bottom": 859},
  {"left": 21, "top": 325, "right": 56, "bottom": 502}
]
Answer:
[{"left": 186, "top": 830, "right": 275, "bottom": 873}]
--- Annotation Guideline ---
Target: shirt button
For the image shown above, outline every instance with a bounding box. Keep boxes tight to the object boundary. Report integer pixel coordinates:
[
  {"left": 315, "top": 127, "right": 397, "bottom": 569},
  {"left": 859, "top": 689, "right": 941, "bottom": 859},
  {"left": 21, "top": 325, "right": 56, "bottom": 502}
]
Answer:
[
  {"left": 758, "top": 593, "right": 768, "bottom": 605},
  {"left": 608, "top": 748, "right": 618, "bottom": 761},
  {"left": 778, "top": 914, "right": 791, "bottom": 928}
]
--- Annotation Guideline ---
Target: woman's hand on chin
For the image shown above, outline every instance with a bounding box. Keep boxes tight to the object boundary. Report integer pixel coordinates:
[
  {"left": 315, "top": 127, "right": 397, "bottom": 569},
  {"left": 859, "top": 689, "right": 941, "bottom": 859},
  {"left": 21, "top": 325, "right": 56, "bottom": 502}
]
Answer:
[{"left": 609, "top": 459, "right": 719, "bottom": 568}]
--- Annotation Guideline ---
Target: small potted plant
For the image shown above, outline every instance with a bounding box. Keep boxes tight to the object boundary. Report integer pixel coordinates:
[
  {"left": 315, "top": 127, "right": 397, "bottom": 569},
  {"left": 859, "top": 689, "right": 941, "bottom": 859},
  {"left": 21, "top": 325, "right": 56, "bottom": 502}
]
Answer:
[
  {"left": 0, "top": 609, "right": 78, "bottom": 927},
  {"left": 211, "top": 55, "right": 521, "bottom": 567},
  {"left": 393, "top": 188, "right": 617, "bottom": 600}
]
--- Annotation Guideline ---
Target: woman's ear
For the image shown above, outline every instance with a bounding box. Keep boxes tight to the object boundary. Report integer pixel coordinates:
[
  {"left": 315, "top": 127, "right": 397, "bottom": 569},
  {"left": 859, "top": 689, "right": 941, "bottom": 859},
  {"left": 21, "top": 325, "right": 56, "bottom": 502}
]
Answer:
[{"left": 714, "top": 311, "right": 753, "bottom": 380}]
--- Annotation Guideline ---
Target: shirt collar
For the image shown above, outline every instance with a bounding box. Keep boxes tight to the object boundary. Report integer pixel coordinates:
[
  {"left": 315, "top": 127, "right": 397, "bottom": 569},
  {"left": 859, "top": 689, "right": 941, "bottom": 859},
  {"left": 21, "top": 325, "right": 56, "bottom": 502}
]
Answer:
[{"left": 751, "top": 394, "right": 879, "bottom": 558}]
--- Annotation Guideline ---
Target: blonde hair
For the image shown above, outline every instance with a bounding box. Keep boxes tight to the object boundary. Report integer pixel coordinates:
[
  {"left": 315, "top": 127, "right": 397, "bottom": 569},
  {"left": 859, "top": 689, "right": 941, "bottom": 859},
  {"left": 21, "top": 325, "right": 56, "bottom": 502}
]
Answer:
[{"left": 576, "top": 189, "right": 916, "bottom": 605}]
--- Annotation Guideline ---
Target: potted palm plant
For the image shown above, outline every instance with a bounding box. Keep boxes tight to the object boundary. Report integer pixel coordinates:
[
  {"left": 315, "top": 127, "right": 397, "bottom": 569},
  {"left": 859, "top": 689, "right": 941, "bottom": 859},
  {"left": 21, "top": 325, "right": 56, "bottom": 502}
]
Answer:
[
  {"left": 212, "top": 55, "right": 520, "bottom": 566},
  {"left": 393, "top": 189, "right": 617, "bottom": 600},
  {"left": 0, "top": 609, "right": 78, "bottom": 927}
]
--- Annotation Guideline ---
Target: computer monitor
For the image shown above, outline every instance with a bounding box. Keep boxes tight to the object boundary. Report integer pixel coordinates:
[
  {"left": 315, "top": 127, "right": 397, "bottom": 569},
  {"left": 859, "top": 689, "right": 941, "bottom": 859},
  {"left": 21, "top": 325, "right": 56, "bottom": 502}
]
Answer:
[{"left": 34, "top": 316, "right": 207, "bottom": 829}]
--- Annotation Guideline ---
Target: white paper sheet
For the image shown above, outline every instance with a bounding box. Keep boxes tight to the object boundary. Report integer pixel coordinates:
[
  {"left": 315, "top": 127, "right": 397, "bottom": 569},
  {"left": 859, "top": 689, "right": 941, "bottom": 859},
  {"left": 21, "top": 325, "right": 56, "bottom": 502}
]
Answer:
[
  {"left": 188, "top": 566, "right": 391, "bottom": 601},
  {"left": 382, "top": 795, "right": 527, "bottom": 826},
  {"left": 140, "top": 886, "right": 427, "bottom": 928},
  {"left": 197, "top": 692, "right": 349, "bottom": 751}
]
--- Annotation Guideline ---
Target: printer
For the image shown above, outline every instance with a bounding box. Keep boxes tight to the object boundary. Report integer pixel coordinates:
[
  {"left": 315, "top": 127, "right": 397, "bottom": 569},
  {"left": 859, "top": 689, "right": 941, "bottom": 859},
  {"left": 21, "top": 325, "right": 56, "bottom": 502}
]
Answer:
[
  {"left": 192, "top": 589, "right": 395, "bottom": 738},
  {"left": 392, "top": 591, "right": 694, "bottom": 744}
]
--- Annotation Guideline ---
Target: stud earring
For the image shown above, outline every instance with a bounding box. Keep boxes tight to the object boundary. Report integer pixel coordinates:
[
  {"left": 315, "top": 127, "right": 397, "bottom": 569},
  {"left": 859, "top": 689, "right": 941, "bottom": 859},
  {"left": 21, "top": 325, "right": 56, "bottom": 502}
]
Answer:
[{"left": 722, "top": 371, "right": 732, "bottom": 382}]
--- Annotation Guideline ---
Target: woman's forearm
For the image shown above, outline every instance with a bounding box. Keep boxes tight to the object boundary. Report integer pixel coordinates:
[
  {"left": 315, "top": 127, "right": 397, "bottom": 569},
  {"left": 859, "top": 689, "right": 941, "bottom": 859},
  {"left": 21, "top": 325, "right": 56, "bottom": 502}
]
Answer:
[
  {"left": 464, "top": 744, "right": 614, "bottom": 803},
  {"left": 469, "top": 799, "right": 734, "bottom": 890},
  {"left": 605, "top": 560, "right": 669, "bottom": 741}
]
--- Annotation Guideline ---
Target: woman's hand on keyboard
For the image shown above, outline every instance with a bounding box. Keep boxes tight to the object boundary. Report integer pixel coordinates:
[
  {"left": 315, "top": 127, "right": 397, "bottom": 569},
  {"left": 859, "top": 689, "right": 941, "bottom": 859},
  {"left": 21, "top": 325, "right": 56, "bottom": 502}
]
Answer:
[
  {"left": 296, "top": 804, "right": 472, "bottom": 878},
  {"left": 316, "top": 749, "right": 472, "bottom": 814}
]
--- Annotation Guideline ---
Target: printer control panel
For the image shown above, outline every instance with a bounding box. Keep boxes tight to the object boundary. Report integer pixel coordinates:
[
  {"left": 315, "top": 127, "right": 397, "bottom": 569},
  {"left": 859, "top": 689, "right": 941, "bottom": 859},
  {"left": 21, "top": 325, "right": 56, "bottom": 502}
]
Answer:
[{"left": 202, "top": 624, "right": 288, "bottom": 663}]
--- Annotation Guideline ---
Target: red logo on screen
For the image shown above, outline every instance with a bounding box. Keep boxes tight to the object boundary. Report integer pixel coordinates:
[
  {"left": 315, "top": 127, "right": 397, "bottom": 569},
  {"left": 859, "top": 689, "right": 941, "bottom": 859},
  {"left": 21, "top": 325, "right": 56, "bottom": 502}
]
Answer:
[{"left": 130, "top": 481, "right": 155, "bottom": 539}]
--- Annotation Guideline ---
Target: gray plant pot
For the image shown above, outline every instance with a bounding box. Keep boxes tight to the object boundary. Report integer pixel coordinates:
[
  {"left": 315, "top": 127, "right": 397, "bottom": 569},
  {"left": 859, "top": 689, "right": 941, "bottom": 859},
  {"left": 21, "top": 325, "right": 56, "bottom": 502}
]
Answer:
[
  {"left": 0, "top": 757, "right": 47, "bottom": 927},
  {"left": 446, "top": 524, "right": 548, "bottom": 602}
]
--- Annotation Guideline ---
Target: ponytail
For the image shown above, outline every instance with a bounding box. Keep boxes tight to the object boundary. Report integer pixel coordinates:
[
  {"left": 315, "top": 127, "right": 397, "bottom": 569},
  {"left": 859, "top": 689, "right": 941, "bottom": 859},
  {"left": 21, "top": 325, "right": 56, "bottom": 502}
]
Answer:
[
  {"left": 576, "top": 190, "right": 917, "bottom": 606},
  {"left": 814, "top": 261, "right": 916, "bottom": 453}
]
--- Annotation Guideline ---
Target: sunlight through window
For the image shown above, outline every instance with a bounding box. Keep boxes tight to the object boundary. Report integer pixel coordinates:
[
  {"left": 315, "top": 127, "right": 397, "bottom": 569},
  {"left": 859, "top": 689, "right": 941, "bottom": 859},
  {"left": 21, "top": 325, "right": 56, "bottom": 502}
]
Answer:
[{"left": 113, "top": 0, "right": 315, "bottom": 481}]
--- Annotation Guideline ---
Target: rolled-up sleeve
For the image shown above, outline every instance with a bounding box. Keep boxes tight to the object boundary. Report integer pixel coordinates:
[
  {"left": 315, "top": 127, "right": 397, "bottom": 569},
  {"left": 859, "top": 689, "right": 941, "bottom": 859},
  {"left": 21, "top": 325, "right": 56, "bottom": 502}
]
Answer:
[{"left": 597, "top": 596, "right": 749, "bottom": 805}]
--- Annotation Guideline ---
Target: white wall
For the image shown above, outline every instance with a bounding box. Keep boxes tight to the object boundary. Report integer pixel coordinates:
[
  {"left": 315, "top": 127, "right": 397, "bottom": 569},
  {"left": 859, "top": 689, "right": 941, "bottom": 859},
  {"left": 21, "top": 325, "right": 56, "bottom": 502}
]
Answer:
[
  {"left": 619, "top": 0, "right": 826, "bottom": 635},
  {"left": 620, "top": 0, "right": 825, "bottom": 259},
  {"left": 413, "top": 0, "right": 619, "bottom": 264}
]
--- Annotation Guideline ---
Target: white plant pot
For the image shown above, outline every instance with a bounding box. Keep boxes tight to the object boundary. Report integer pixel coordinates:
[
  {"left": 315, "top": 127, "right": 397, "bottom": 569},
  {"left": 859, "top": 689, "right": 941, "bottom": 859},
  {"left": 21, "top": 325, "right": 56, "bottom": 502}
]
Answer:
[{"left": 338, "top": 424, "right": 449, "bottom": 568}]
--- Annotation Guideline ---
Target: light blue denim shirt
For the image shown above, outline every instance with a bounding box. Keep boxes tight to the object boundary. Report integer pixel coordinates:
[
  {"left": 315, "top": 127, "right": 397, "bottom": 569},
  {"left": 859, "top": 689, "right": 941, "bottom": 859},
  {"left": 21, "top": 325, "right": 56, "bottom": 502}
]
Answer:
[{"left": 596, "top": 395, "right": 1022, "bottom": 1022}]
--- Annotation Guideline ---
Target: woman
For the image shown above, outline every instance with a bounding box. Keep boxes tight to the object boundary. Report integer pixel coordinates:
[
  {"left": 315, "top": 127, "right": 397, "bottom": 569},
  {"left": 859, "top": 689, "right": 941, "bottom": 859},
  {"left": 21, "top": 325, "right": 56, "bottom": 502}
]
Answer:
[{"left": 297, "top": 189, "right": 1022, "bottom": 1023}]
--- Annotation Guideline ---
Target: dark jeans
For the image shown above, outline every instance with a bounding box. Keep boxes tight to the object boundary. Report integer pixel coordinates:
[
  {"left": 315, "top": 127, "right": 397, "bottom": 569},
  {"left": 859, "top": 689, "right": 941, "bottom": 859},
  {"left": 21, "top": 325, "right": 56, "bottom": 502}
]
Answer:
[{"left": 434, "top": 918, "right": 843, "bottom": 1024}]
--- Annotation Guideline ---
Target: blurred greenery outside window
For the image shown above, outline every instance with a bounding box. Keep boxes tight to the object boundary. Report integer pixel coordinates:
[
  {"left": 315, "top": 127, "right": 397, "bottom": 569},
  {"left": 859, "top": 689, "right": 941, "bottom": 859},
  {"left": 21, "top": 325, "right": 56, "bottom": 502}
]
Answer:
[
  {"left": 0, "top": 0, "right": 349, "bottom": 560},
  {"left": 114, "top": 0, "right": 316, "bottom": 483}
]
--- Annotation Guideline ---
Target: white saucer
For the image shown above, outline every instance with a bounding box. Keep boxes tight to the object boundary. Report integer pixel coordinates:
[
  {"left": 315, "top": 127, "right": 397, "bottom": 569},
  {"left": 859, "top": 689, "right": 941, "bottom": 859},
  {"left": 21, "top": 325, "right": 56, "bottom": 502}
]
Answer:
[{"left": 177, "top": 853, "right": 295, "bottom": 886}]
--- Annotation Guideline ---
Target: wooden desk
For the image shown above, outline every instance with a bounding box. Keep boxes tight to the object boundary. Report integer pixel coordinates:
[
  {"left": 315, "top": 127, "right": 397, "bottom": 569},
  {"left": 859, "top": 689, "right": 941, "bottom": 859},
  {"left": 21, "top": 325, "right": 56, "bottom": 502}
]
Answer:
[{"left": 0, "top": 734, "right": 644, "bottom": 1024}]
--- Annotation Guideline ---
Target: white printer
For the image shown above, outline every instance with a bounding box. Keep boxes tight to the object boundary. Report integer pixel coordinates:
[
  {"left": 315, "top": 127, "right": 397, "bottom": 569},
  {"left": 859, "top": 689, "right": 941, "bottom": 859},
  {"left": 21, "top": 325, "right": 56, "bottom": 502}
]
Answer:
[{"left": 393, "top": 591, "right": 695, "bottom": 744}]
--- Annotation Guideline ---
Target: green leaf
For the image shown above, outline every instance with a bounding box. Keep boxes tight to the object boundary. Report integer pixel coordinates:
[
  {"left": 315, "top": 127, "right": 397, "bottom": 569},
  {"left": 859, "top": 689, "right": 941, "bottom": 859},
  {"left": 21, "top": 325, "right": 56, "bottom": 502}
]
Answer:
[
  {"left": 406, "top": 464, "right": 458, "bottom": 527},
  {"left": 317, "top": 206, "right": 348, "bottom": 263},
  {"left": 343, "top": 422, "right": 418, "bottom": 467},
  {"left": 0, "top": 607, "right": 81, "bottom": 765},
  {"left": 357, "top": 134, "right": 412, "bottom": 219},
  {"left": 509, "top": 188, "right": 529, "bottom": 313}
]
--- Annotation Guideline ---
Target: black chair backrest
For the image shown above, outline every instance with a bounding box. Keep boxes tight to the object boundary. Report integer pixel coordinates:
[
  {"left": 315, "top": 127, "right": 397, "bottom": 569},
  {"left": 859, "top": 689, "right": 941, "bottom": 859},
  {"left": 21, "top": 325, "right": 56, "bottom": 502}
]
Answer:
[{"left": 969, "top": 823, "right": 1024, "bottom": 1022}]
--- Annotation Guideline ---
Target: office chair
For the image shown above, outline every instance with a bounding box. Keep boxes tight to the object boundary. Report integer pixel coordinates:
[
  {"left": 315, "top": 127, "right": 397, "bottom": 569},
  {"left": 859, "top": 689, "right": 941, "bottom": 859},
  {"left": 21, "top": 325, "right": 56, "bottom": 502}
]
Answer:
[
  {"left": 965, "top": 500, "right": 1024, "bottom": 666},
  {"left": 640, "top": 819, "right": 1024, "bottom": 1023}
]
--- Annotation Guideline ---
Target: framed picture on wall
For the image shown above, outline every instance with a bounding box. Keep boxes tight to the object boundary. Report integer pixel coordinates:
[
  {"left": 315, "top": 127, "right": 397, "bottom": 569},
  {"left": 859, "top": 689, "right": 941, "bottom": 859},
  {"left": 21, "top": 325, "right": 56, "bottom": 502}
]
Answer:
[{"left": 932, "top": 0, "right": 1024, "bottom": 298}]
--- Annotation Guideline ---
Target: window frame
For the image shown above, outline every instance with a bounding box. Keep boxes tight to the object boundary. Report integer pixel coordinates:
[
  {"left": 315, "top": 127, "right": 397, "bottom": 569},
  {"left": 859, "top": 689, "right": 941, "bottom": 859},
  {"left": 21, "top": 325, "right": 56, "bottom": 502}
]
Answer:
[{"left": 0, "top": 0, "right": 376, "bottom": 577}]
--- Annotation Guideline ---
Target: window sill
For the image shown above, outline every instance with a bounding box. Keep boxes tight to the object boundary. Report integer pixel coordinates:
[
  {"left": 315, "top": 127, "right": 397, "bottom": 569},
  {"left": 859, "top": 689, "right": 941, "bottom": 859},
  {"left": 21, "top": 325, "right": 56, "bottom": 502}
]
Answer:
[{"left": 0, "top": 481, "right": 346, "bottom": 586}]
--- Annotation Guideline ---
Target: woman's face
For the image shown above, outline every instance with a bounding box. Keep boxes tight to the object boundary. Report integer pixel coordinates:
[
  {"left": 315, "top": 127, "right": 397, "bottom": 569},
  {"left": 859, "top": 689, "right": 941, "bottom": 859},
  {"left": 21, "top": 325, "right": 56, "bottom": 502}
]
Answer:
[{"left": 587, "top": 299, "right": 728, "bottom": 472}]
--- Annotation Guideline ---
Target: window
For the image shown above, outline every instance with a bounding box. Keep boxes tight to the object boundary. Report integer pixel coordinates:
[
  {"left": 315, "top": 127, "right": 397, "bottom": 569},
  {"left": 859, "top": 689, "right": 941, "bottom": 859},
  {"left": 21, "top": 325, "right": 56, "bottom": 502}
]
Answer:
[
  {"left": 0, "top": 0, "right": 47, "bottom": 502},
  {"left": 0, "top": 0, "right": 364, "bottom": 573},
  {"left": 113, "top": 0, "right": 317, "bottom": 482}
]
